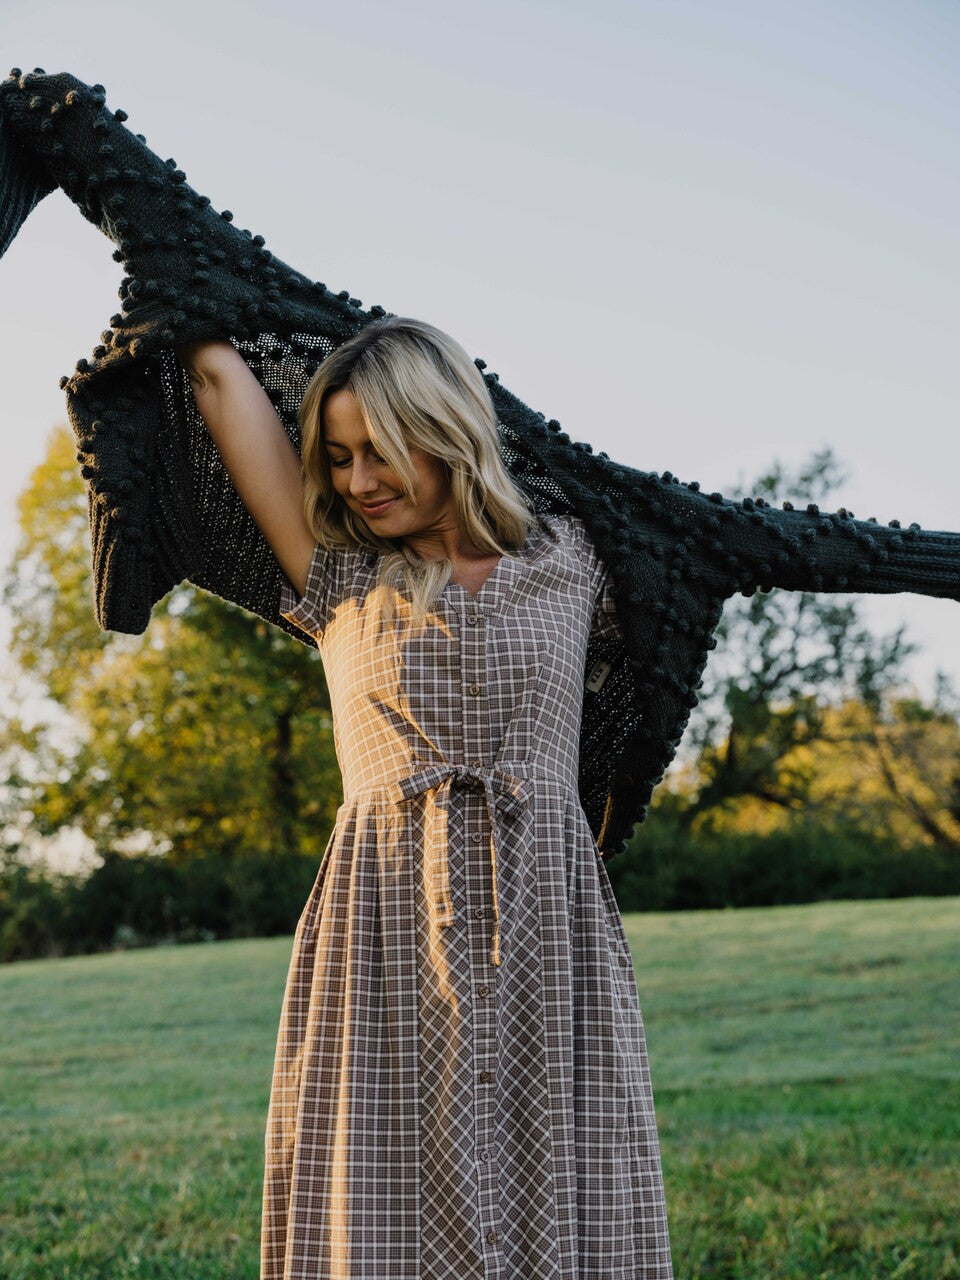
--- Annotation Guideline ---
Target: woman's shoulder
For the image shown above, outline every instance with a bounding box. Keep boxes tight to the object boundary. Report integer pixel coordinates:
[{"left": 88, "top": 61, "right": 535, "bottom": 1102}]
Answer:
[
  {"left": 531, "top": 511, "right": 609, "bottom": 596},
  {"left": 534, "top": 511, "right": 597, "bottom": 557},
  {"left": 278, "top": 538, "right": 375, "bottom": 641}
]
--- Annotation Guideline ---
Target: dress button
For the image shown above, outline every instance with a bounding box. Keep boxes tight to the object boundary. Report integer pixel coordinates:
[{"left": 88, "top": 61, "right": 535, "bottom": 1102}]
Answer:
[
  {"left": 466, "top": 614, "right": 478, "bottom": 624},
  {"left": 473, "top": 906, "right": 485, "bottom": 919},
  {"left": 477, "top": 984, "right": 490, "bottom": 997},
  {"left": 479, "top": 1148, "right": 490, "bottom": 1161},
  {"left": 471, "top": 831, "right": 482, "bottom": 843},
  {"left": 486, "top": 1230, "right": 499, "bottom": 1245},
  {"left": 472, "top": 757, "right": 483, "bottom": 767},
  {"left": 479, "top": 1069, "right": 491, "bottom": 1083},
  {"left": 468, "top": 683, "right": 481, "bottom": 696}
]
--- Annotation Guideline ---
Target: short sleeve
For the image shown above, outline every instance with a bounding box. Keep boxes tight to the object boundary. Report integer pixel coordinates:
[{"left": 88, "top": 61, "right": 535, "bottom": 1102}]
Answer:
[
  {"left": 589, "top": 562, "right": 621, "bottom": 644},
  {"left": 549, "top": 513, "right": 622, "bottom": 644},
  {"left": 278, "top": 541, "right": 365, "bottom": 642}
]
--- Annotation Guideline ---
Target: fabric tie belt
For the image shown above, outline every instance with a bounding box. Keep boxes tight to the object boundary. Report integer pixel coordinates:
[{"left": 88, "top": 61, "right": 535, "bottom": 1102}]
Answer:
[{"left": 388, "top": 763, "right": 533, "bottom": 967}]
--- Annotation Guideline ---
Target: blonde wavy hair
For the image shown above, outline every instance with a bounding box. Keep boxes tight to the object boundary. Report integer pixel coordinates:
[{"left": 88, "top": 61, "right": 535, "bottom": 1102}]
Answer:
[{"left": 298, "top": 316, "right": 538, "bottom": 623}]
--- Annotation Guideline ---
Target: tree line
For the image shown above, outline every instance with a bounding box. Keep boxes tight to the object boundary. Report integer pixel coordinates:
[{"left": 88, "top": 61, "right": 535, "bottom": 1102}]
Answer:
[{"left": 2, "top": 431, "right": 958, "bottom": 961}]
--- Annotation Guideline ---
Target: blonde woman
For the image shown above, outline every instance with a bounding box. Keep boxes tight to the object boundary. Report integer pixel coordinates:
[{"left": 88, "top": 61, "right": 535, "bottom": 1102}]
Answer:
[{"left": 178, "top": 315, "right": 674, "bottom": 1280}]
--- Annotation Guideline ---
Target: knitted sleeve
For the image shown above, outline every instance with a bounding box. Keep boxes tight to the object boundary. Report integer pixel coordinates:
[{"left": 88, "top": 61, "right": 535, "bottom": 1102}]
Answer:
[
  {"left": 706, "top": 488, "right": 959, "bottom": 600},
  {"left": 0, "top": 80, "right": 55, "bottom": 256},
  {"left": 0, "top": 68, "right": 375, "bottom": 638},
  {"left": 610, "top": 468, "right": 960, "bottom": 602}
]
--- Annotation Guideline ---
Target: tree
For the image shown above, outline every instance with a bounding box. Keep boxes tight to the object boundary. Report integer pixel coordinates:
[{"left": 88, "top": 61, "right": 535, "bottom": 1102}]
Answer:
[
  {"left": 660, "top": 449, "right": 958, "bottom": 848},
  {"left": 3, "top": 425, "right": 341, "bottom": 865},
  {"left": 797, "top": 691, "right": 960, "bottom": 851}
]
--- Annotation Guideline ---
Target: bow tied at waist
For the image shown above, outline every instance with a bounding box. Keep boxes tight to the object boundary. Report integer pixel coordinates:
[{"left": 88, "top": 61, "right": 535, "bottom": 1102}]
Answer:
[{"left": 389, "top": 763, "right": 533, "bottom": 967}]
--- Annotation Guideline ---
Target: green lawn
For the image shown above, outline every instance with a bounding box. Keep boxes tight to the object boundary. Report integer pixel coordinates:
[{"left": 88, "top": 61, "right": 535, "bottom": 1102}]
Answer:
[{"left": 1, "top": 896, "right": 957, "bottom": 1279}]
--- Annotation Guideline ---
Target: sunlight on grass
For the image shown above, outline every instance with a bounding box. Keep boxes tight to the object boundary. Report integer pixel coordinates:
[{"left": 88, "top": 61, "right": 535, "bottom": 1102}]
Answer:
[{"left": 1, "top": 898, "right": 958, "bottom": 1278}]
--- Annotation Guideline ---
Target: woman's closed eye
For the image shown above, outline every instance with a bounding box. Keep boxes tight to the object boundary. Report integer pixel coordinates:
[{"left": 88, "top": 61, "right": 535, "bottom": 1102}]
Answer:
[{"left": 328, "top": 450, "right": 387, "bottom": 468}]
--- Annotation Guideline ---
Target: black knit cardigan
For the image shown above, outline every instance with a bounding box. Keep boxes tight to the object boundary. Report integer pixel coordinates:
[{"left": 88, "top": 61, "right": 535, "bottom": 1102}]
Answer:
[{"left": 3, "top": 67, "right": 959, "bottom": 857}]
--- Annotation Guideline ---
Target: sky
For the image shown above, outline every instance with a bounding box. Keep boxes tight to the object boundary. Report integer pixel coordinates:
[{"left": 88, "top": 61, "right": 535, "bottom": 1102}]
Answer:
[{"left": 1, "top": 0, "right": 959, "bottom": 734}]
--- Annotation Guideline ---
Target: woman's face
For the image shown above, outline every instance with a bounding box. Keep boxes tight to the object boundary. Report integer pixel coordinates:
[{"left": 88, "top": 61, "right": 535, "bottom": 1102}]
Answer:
[{"left": 322, "top": 388, "right": 455, "bottom": 539}]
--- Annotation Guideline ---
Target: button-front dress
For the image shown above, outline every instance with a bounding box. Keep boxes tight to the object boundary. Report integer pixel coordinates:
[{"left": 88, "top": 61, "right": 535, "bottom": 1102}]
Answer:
[{"left": 260, "top": 511, "right": 674, "bottom": 1280}]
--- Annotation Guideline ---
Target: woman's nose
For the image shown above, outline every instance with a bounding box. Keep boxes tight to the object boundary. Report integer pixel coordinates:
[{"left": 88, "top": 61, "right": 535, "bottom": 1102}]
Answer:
[{"left": 349, "top": 457, "right": 377, "bottom": 496}]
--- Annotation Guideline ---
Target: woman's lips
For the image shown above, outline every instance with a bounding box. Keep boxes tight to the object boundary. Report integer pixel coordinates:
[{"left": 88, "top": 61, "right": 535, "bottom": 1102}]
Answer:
[{"left": 359, "top": 496, "right": 400, "bottom": 517}]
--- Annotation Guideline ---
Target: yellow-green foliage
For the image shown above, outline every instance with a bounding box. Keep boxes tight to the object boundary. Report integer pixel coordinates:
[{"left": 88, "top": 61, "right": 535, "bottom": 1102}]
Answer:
[
  {"left": 3, "top": 426, "right": 342, "bottom": 863},
  {"left": 686, "top": 698, "right": 960, "bottom": 849}
]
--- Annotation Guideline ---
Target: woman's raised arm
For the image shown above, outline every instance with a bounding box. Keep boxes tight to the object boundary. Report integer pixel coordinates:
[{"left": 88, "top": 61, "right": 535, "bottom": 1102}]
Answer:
[{"left": 176, "top": 339, "right": 317, "bottom": 598}]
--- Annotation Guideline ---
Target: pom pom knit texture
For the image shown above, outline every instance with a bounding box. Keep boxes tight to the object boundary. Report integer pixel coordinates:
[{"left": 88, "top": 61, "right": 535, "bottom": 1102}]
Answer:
[{"left": 2, "top": 69, "right": 958, "bottom": 858}]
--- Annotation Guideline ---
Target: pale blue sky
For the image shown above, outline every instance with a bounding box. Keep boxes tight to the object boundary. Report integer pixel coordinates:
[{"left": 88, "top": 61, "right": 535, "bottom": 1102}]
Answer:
[{"left": 2, "top": 0, "right": 958, "bottom": 698}]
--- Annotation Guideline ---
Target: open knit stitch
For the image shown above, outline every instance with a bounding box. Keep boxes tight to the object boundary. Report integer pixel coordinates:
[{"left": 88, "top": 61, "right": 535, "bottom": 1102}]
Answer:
[{"left": 2, "top": 67, "right": 958, "bottom": 857}]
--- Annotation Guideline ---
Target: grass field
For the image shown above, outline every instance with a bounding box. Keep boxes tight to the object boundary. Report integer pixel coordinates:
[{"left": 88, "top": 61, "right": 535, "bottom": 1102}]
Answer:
[{"left": 1, "top": 895, "right": 957, "bottom": 1279}]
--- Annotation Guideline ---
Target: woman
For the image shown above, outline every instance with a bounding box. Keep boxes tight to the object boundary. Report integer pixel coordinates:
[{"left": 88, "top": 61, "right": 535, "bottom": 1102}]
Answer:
[
  {"left": 179, "top": 315, "right": 673, "bottom": 1280},
  {"left": 6, "top": 67, "right": 957, "bottom": 1280}
]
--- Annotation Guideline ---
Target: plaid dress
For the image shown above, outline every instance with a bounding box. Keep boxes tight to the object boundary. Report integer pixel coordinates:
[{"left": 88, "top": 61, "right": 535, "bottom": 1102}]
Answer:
[{"left": 262, "top": 512, "right": 674, "bottom": 1280}]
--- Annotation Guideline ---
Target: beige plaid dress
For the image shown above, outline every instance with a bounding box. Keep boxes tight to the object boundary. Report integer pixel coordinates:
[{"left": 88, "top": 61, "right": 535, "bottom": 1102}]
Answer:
[{"left": 262, "top": 512, "right": 674, "bottom": 1280}]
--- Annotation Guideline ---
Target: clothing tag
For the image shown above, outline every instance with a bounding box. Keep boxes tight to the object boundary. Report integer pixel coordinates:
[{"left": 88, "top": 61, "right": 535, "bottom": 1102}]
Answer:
[{"left": 585, "top": 660, "right": 611, "bottom": 693}]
